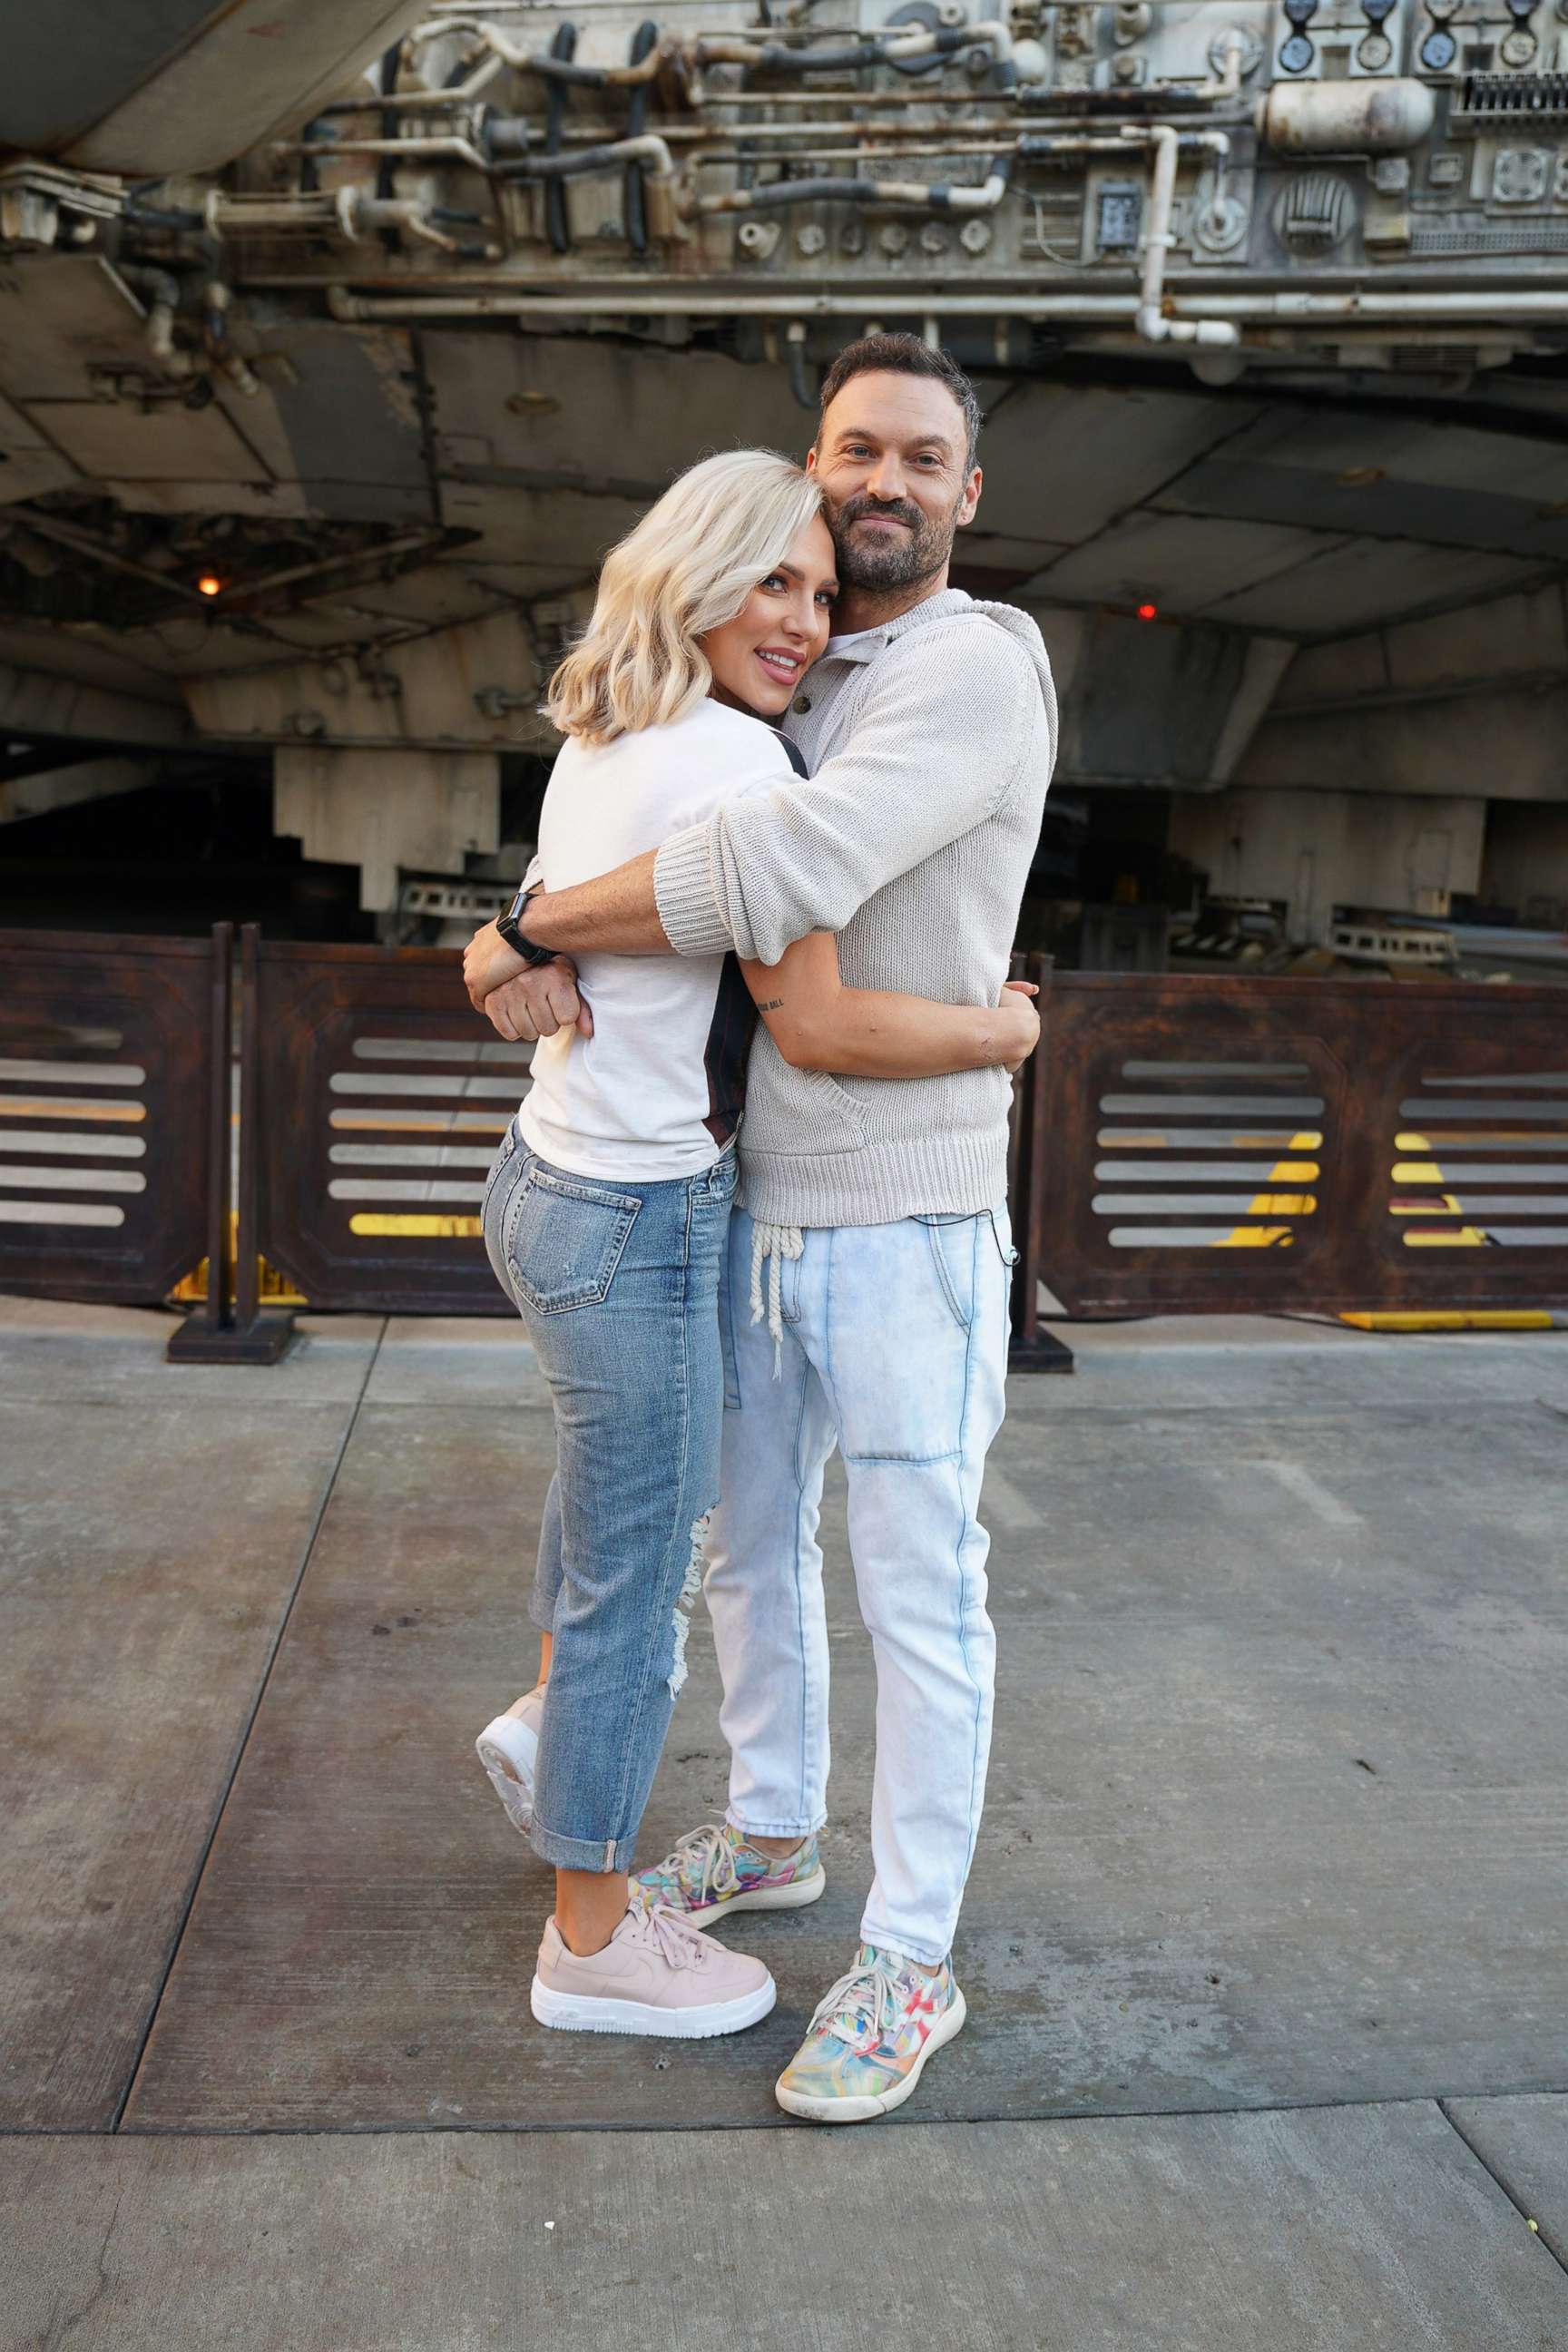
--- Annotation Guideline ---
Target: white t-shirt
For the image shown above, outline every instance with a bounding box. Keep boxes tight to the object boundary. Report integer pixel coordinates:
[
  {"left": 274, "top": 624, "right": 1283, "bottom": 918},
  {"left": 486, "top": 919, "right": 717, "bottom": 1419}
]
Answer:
[{"left": 518, "top": 698, "right": 799, "bottom": 1182}]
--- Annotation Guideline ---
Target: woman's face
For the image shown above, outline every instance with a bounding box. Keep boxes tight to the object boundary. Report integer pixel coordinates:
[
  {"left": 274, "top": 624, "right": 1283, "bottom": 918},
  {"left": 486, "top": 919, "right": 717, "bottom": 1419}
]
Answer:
[{"left": 701, "top": 513, "right": 838, "bottom": 718}]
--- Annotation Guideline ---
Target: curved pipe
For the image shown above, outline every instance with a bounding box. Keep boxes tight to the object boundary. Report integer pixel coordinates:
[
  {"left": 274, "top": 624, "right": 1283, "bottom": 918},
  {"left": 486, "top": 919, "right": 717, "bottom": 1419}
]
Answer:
[
  {"left": 623, "top": 20, "right": 659, "bottom": 256},
  {"left": 687, "top": 152, "right": 1012, "bottom": 217},
  {"left": 430, "top": 18, "right": 666, "bottom": 86},
  {"left": 1134, "top": 125, "right": 1239, "bottom": 349}
]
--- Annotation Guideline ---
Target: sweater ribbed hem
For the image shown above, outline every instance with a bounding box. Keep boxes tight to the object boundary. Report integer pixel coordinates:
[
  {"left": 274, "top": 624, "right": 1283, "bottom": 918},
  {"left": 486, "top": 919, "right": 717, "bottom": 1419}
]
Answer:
[
  {"left": 739, "top": 1127, "right": 1010, "bottom": 1230},
  {"left": 654, "top": 826, "right": 734, "bottom": 958}
]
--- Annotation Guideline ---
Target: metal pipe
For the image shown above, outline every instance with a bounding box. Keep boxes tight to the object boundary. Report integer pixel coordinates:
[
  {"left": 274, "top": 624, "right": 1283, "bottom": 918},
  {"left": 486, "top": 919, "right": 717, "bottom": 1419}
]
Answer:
[
  {"left": 1134, "top": 125, "right": 1239, "bottom": 349},
  {"left": 327, "top": 283, "right": 1568, "bottom": 327},
  {"left": 498, "top": 132, "right": 677, "bottom": 181},
  {"left": 685, "top": 160, "right": 1010, "bottom": 215},
  {"left": 271, "top": 133, "right": 493, "bottom": 172},
  {"left": 430, "top": 17, "right": 666, "bottom": 83},
  {"left": 693, "top": 19, "right": 1014, "bottom": 72}
]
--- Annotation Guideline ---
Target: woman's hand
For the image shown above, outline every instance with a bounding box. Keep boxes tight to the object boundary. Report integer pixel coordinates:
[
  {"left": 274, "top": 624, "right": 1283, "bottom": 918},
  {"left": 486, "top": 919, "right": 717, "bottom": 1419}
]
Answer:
[
  {"left": 463, "top": 919, "right": 526, "bottom": 1013},
  {"left": 994, "top": 979, "right": 1041, "bottom": 1073}
]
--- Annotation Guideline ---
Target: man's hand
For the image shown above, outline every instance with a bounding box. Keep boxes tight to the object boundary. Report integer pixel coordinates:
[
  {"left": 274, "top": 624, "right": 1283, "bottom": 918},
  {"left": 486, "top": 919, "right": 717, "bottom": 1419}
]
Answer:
[
  {"left": 464, "top": 919, "right": 527, "bottom": 1013},
  {"left": 483, "top": 959, "right": 593, "bottom": 1044}
]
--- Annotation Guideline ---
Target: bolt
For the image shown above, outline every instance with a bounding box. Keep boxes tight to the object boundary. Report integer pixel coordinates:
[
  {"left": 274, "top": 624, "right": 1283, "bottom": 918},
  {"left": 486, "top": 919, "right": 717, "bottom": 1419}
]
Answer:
[
  {"left": 797, "top": 222, "right": 827, "bottom": 257},
  {"left": 920, "top": 221, "right": 949, "bottom": 254},
  {"left": 960, "top": 218, "right": 992, "bottom": 253},
  {"left": 879, "top": 220, "right": 909, "bottom": 256}
]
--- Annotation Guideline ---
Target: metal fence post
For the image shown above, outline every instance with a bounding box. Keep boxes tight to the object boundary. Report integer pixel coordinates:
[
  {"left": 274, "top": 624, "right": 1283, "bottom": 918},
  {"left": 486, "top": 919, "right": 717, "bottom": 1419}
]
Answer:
[
  {"left": 166, "top": 924, "right": 295, "bottom": 1362},
  {"left": 1008, "top": 951, "right": 1073, "bottom": 1374}
]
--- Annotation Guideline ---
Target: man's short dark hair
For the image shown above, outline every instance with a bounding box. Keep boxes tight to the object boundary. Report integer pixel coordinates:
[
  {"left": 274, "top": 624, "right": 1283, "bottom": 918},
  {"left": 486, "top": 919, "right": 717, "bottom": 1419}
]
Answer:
[{"left": 816, "top": 334, "right": 983, "bottom": 475}]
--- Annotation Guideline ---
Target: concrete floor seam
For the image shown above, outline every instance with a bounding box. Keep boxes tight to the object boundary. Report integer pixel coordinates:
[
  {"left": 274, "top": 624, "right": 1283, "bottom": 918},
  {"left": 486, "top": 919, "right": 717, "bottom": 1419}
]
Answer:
[
  {"left": 1436, "top": 2101, "right": 1568, "bottom": 2282},
  {"left": 106, "top": 1318, "right": 389, "bottom": 2135}
]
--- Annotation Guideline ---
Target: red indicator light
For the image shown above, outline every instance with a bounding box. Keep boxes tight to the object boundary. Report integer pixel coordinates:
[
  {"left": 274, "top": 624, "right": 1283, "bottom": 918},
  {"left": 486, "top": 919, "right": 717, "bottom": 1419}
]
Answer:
[
  {"left": 197, "top": 574, "right": 223, "bottom": 598},
  {"left": 1136, "top": 601, "right": 1158, "bottom": 622}
]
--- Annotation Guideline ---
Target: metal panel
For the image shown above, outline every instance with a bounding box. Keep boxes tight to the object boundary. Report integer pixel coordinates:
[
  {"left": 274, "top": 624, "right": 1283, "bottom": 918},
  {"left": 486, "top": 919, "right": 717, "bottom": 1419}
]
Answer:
[
  {"left": 250, "top": 936, "right": 530, "bottom": 1314},
  {"left": 1033, "top": 975, "right": 1568, "bottom": 1315},
  {"left": 0, "top": 927, "right": 215, "bottom": 1303}
]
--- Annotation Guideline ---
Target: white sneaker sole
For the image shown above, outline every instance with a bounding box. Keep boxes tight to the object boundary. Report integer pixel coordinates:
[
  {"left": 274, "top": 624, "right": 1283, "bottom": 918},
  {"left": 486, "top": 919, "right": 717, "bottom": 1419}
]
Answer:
[
  {"left": 684, "top": 1867, "right": 827, "bottom": 1931},
  {"left": 774, "top": 1984, "right": 967, "bottom": 2123},
  {"left": 475, "top": 1710, "right": 538, "bottom": 1836},
  {"left": 529, "top": 1971, "right": 777, "bottom": 2039}
]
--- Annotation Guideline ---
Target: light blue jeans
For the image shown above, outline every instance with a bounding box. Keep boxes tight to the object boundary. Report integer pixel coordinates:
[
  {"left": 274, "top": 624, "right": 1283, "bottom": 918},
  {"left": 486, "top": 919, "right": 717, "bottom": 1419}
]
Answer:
[
  {"left": 482, "top": 1120, "right": 738, "bottom": 1874},
  {"left": 706, "top": 1204, "right": 1013, "bottom": 1966}
]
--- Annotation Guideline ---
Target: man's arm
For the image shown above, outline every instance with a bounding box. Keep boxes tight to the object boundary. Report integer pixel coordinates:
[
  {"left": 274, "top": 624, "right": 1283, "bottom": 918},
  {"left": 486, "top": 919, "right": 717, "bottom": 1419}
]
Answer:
[
  {"left": 653, "top": 622, "right": 1046, "bottom": 965},
  {"left": 464, "top": 621, "right": 1051, "bottom": 1002}
]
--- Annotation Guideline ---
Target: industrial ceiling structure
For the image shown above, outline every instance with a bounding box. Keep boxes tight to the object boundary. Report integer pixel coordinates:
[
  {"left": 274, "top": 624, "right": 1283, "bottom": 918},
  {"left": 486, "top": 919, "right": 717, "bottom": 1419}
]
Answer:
[{"left": 3, "top": 0, "right": 1567, "bottom": 936}]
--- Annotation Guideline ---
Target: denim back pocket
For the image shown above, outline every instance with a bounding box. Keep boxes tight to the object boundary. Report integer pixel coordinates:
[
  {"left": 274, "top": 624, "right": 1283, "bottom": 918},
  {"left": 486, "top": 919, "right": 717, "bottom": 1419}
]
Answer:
[{"left": 504, "top": 1163, "right": 642, "bottom": 1315}]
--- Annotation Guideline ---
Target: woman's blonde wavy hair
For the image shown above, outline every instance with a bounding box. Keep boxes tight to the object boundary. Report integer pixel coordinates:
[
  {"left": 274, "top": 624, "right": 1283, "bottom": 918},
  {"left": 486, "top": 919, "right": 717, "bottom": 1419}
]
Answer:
[{"left": 544, "top": 448, "right": 825, "bottom": 744}]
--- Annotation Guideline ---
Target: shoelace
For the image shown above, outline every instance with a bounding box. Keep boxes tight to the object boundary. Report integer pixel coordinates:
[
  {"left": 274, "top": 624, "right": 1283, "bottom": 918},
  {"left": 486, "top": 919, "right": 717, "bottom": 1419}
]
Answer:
[
  {"left": 808, "top": 1955, "right": 904, "bottom": 2057},
  {"left": 655, "top": 1822, "right": 744, "bottom": 1906},
  {"left": 637, "top": 1900, "right": 713, "bottom": 1974}
]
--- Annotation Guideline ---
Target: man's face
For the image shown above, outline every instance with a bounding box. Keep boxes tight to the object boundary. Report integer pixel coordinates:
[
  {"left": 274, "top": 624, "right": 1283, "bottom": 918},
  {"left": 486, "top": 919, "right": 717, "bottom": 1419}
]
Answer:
[{"left": 808, "top": 369, "right": 981, "bottom": 595}]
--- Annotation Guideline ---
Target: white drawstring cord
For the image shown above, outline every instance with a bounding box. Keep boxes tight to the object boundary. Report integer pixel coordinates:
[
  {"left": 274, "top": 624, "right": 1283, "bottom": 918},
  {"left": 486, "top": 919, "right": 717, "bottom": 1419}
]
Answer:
[{"left": 749, "top": 1220, "right": 803, "bottom": 1377}]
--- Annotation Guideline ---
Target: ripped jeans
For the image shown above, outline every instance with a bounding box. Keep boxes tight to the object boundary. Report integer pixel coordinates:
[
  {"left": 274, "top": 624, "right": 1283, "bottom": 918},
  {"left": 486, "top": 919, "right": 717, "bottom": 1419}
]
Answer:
[{"left": 483, "top": 1120, "right": 738, "bottom": 1874}]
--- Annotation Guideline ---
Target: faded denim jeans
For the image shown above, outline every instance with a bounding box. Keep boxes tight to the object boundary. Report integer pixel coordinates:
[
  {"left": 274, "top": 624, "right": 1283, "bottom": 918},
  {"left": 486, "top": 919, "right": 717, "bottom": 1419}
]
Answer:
[
  {"left": 708, "top": 1202, "right": 1012, "bottom": 1966},
  {"left": 483, "top": 1120, "right": 738, "bottom": 1874}
]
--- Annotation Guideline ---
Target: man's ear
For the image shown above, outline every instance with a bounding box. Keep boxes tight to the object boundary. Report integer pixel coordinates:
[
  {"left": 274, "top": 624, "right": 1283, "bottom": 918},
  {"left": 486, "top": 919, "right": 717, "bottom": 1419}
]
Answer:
[
  {"left": 805, "top": 445, "right": 819, "bottom": 475},
  {"left": 956, "top": 464, "right": 982, "bottom": 529}
]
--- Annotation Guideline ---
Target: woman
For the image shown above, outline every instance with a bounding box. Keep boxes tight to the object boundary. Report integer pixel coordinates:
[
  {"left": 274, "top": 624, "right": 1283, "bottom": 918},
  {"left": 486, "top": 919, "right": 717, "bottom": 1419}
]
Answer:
[{"left": 474, "top": 448, "right": 1038, "bottom": 2041}]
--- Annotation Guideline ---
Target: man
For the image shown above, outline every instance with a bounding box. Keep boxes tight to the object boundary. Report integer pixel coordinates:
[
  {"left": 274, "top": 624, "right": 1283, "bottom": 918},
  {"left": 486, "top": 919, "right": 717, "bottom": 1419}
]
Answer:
[{"left": 466, "top": 334, "right": 1057, "bottom": 2122}]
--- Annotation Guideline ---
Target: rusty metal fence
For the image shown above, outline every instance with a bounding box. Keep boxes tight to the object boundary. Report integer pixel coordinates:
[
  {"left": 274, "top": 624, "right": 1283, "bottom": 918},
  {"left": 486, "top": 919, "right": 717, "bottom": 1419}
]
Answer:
[
  {"left": 0, "top": 926, "right": 222, "bottom": 1309},
  {"left": 4, "top": 926, "right": 1565, "bottom": 1362},
  {"left": 1011, "top": 969, "right": 1568, "bottom": 1333}
]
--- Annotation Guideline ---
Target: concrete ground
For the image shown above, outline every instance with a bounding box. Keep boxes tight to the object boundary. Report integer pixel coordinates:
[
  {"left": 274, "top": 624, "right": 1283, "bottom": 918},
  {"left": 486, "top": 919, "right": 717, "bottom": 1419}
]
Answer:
[{"left": 3, "top": 1295, "right": 1566, "bottom": 2349}]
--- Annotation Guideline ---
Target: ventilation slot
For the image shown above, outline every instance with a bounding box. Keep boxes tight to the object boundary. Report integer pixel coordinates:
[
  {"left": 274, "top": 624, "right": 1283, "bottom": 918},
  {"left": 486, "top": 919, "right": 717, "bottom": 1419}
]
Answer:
[
  {"left": 1094, "top": 1059, "right": 1326, "bottom": 1251},
  {"left": 327, "top": 1034, "right": 532, "bottom": 1239},
  {"left": 1393, "top": 1069, "right": 1568, "bottom": 1249},
  {"left": 0, "top": 1043, "right": 147, "bottom": 1230}
]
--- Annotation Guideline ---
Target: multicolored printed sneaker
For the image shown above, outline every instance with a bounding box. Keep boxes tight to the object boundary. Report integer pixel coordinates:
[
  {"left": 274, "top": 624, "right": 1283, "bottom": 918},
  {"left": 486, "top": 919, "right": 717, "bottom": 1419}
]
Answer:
[
  {"left": 773, "top": 1943, "right": 966, "bottom": 2124},
  {"left": 636, "top": 1821, "right": 825, "bottom": 1931}
]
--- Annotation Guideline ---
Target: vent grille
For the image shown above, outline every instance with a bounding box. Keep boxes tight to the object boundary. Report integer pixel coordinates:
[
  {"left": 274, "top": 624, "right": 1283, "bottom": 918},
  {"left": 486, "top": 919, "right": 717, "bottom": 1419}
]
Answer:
[
  {"left": 1093, "top": 1058, "right": 1326, "bottom": 1251},
  {"left": 1410, "top": 220, "right": 1568, "bottom": 255},
  {"left": 1454, "top": 72, "right": 1568, "bottom": 119},
  {"left": 1393, "top": 1069, "right": 1568, "bottom": 1249},
  {"left": 326, "top": 1033, "right": 531, "bottom": 1240},
  {"left": 0, "top": 1044, "right": 147, "bottom": 1231}
]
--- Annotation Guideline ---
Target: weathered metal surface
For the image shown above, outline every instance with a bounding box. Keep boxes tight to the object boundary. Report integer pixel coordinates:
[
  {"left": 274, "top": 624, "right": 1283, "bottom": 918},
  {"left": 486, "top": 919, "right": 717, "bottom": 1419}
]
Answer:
[
  {"left": 0, "top": 926, "right": 215, "bottom": 1304},
  {"left": 1032, "top": 972, "right": 1568, "bottom": 1316},
  {"left": 248, "top": 930, "right": 529, "bottom": 1315}
]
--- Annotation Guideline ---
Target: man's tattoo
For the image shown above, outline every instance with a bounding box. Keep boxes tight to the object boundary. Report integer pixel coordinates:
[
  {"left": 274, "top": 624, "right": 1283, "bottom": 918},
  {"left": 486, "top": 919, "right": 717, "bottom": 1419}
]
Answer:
[{"left": 760, "top": 996, "right": 785, "bottom": 1011}]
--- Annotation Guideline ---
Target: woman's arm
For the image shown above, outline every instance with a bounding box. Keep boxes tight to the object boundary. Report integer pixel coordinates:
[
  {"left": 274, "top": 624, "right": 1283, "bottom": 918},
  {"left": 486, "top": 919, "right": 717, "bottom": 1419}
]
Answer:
[{"left": 740, "top": 933, "right": 1039, "bottom": 1081}]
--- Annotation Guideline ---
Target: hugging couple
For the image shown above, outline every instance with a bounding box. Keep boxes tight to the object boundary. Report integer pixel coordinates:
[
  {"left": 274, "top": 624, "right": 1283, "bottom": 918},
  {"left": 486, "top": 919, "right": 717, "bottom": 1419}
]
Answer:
[{"left": 461, "top": 334, "right": 1057, "bottom": 2125}]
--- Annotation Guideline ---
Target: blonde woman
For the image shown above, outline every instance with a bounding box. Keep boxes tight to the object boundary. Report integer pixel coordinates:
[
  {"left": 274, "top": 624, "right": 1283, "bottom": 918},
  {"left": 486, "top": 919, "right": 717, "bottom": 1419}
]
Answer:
[{"left": 474, "top": 449, "right": 1038, "bottom": 2042}]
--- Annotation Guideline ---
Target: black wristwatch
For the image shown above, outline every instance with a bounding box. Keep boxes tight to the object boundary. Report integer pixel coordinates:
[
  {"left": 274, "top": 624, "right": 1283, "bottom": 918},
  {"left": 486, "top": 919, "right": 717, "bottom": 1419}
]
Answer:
[{"left": 495, "top": 882, "right": 556, "bottom": 967}]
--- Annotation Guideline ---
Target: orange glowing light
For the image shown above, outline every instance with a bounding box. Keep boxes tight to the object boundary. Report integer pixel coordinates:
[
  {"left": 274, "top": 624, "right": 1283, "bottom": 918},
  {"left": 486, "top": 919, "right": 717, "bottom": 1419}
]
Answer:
[
  {"left": 197, "top": 574, "right": 223, "bottom": 598},
  {"left": 1136, "top": 602, "right": 1158, "bottom": 622}
]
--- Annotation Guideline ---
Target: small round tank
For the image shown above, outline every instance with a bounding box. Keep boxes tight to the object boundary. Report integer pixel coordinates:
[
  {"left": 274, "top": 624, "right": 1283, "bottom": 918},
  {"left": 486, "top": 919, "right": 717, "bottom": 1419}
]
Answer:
[{"left": 1255, "top": 79, "right": 1437, "bottom": 156}]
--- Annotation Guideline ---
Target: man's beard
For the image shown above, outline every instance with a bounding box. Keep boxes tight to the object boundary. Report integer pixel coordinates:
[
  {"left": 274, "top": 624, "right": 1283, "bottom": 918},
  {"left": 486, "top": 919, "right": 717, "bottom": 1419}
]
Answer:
[{"left": 829, "top": 492, "right": 959, "bottom": 593}]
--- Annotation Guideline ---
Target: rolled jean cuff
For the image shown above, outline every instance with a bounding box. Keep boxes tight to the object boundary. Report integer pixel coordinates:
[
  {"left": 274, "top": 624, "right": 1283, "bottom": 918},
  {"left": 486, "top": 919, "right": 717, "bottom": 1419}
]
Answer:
[
  {"left": 727, "top": 1806, "right": 828, "bottom": 1842},
  {"left": 528, "top": 1818, "right": 635, "bottom": 1875}
]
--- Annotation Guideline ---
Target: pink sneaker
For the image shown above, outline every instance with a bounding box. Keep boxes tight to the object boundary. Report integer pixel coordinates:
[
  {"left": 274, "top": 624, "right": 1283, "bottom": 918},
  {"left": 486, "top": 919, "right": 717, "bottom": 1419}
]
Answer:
[
  {"left": 475, "top": 1686, "right": 544, "bottom": 1835},
  {"left": 531, "top": 1902, "right": 776, "bottom": 2039}
]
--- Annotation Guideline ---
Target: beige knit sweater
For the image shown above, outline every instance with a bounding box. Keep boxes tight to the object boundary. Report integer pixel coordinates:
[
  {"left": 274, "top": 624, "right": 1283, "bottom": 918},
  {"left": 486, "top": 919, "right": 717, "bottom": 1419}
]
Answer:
[{"left": 652, "top": 588, "right": 1057, "bottom": 1229}]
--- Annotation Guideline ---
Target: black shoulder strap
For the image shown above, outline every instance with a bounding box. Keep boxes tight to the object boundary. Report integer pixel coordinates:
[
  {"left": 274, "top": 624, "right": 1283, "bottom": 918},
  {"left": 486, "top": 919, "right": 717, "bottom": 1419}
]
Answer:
[{"left": 776, "top": 730, "right": 809, "bottom": 779}]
